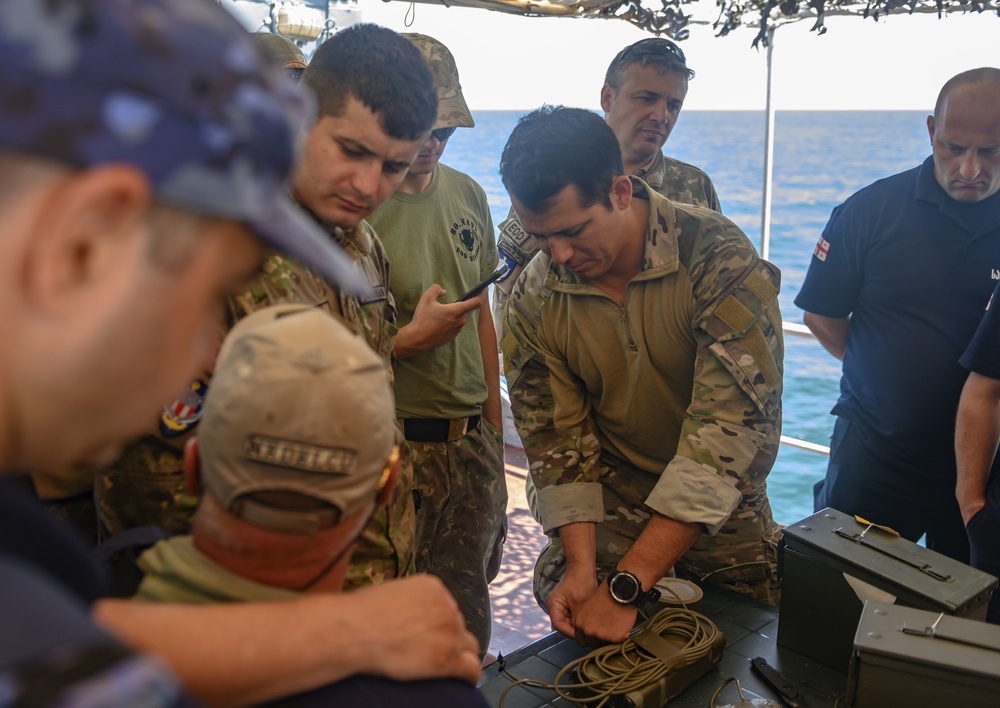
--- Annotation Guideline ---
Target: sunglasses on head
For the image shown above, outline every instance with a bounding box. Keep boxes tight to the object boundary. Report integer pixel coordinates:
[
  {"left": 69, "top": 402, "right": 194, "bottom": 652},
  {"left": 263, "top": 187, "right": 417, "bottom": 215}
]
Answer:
[
  {"left": 622, "top": 38, "right": 686, "bottom": 66},
  {"left": 431, "top": 126, "right": 457, "bottom": 142}
]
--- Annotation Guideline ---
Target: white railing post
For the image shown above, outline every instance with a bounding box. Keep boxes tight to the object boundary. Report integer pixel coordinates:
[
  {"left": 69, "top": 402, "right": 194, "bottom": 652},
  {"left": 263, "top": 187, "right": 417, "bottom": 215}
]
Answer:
[{"left": 760, "top": 25, "right": 776, "bottom": 261}]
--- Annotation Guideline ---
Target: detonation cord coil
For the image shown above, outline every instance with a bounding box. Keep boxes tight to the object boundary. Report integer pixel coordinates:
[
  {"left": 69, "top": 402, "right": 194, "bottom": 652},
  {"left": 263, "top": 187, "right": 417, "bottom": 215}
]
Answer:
[{"left": 496, "top": 605, "right": 720, "bottom": 708}]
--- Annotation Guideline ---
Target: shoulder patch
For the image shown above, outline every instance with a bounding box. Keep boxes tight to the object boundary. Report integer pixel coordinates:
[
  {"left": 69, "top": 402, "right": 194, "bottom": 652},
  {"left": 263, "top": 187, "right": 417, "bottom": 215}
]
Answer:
[
  {"left": 699, "top": 260, "right": 783, "bottom": 406},
  {"left": 813, "top": 237, "right": 830, "bottom": 261},
  {"left": 160, "top": 379, "right": 209, "bottom": 437},
  {"left": 497, "top": 252, "right": 519, "bottom": 282},
  {"left": 498, "top": 216, "right": 540, "bottom": 266}
]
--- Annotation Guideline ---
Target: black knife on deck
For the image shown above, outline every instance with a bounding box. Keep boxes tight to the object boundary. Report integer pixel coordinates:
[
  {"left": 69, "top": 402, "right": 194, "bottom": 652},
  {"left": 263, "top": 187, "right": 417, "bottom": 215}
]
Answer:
[{"left": 749, "top": 657, "right": 812, "bottom": 708}]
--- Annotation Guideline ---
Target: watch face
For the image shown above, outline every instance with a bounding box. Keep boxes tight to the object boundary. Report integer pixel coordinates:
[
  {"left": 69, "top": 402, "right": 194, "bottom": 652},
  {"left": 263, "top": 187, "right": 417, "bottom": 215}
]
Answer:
[{"left": 609, "top": 571, "right": 641, "bottom": 605}]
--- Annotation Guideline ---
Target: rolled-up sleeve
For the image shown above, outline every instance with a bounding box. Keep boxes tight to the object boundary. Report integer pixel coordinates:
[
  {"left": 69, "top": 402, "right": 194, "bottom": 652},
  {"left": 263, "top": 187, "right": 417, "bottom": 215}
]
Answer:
[{"left": 646, "top": 241, "right": 784, "bottom": 535}]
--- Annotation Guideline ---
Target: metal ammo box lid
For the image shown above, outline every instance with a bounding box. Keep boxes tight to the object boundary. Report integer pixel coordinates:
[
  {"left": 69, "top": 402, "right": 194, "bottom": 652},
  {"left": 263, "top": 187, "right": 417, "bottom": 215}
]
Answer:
[
  {"left": 777, "top": 508, "right": 997, "bottom": 672},
  {"left": 847, "top": 601, "right": 1000, "bottom": 707}
]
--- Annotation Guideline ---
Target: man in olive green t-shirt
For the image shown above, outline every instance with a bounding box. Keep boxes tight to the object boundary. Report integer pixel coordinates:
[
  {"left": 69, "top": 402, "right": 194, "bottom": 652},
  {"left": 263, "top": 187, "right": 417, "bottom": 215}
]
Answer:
[{"left": 368, "top": 34, "right": 506, "bottom": 658}]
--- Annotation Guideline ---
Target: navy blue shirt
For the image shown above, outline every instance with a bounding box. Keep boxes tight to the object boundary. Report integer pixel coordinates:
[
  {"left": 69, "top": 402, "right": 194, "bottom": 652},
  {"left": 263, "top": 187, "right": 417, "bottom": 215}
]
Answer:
[
  {"left": 961, "top": 280, "right": 1000, "bottom": 379},
  {"left": 0, "top": 477, "right": 195, "bottom": 706},
  {"left": 796, "top": 156, "right": 1000, "bottom": 480}
]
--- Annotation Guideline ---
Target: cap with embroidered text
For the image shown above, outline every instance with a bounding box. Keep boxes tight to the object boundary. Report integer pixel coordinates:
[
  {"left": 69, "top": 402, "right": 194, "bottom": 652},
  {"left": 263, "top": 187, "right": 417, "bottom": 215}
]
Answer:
[{"left": 200, "top": 305, "right": 396, "bottom": 534}]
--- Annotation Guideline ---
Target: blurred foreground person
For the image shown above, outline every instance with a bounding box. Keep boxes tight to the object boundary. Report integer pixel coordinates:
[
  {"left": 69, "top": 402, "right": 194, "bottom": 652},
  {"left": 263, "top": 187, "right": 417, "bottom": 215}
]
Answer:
[{"left": 0, "top": 2, "right": 479, "bottom": 705}]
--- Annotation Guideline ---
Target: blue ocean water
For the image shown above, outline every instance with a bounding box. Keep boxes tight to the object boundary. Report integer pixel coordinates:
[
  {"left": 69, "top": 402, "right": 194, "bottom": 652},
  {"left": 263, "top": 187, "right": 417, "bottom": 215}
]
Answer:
[{"left": 444, "top": 110, "right": 931, "bottom": 525}]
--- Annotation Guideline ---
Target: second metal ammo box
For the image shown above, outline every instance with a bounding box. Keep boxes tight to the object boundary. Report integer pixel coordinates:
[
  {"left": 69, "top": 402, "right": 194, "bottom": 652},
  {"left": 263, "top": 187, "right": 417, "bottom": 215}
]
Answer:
[
  {"left": 847, "top": 601, "right": 1000, "bottom": 707},
  {"left": 776, "top": 508, "right": 997, "bottom": 673}
]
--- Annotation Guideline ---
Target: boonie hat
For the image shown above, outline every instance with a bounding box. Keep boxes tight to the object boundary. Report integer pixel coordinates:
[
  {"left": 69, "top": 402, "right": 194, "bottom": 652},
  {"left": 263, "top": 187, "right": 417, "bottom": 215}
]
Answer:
[
  {"left": 403, "top": 33, "right": 474, "bottom": 129},
  {"left": 251, "top": 32, "right": 307, "bottom": 72},
  {"left": 252, "top": 32, "right": 308, "bottom": 70},
  {"left": 0, "top": 0, "right": 362, "bottom": 291},
  {"left": 200, "top": 305, "right": 397, "bottom": 535}
]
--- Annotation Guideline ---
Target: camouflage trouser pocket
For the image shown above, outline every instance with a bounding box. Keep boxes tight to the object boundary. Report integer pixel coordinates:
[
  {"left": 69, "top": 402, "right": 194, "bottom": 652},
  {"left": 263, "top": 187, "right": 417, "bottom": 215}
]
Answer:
[
  {"left": 95, "top": 466, "right": 196, "bottom": 538},
  {"left": 486, "top": 513, "right": 508, "bottom": 584},
  {"left": 687, "top": 531, "right": 781, "bottom": 605},
  {"left": 532, "top": 539, "right": 566, "bottom": 612}
]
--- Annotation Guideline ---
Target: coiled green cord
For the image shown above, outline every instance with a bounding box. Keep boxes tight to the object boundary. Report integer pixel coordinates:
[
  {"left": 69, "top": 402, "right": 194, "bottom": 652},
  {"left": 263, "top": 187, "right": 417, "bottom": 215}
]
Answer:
[{"left": 497, "top": 607, "right": 721, "bottom": 708}]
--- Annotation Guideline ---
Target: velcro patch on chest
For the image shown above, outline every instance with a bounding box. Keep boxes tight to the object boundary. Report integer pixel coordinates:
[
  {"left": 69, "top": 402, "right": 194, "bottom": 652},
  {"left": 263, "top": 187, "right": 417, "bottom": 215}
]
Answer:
[{"left": 498, "top": 217, "right": 539, "bottom": 265}]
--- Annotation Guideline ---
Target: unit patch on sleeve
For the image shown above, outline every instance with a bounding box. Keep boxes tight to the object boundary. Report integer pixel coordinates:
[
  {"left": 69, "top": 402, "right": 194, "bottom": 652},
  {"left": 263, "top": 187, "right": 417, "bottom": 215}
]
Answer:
[
  {"left": 160, "top": 379, "right": 209, "bottom": 437},
  {"left": 813, "top": 237, "right": 831, "bottom": 262}
]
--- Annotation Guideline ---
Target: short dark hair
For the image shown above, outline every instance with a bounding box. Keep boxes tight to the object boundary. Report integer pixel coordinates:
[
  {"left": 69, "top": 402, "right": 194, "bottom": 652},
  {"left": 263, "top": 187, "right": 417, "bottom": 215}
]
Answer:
[
  {"left": 934, "top": 67, "right": 1000, "bottom": 121},
  {"left": 500, "top": 106, "right": 623, "bottom": 213},
  {"left": 604, "top": 38, "right": 694, "bottom": 89},
  {"left": 304, "top": 24, "right": 437, "bottom": 140}
]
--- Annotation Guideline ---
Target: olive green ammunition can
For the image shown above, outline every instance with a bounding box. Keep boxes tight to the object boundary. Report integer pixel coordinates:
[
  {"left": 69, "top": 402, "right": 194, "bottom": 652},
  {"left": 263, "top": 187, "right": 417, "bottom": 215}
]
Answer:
[
  {"left": 777, "top": 508, "right": 997, "bottom": 672},
  {"left": 847, "top": 601, "right": 1000, "bottom": 707}
]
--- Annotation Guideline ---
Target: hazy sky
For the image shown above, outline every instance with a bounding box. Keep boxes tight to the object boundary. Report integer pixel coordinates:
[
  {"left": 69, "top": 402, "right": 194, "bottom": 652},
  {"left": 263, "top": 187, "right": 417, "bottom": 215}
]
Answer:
[{"left": 354, "top": 1, "right": 998, "bottom": 112}]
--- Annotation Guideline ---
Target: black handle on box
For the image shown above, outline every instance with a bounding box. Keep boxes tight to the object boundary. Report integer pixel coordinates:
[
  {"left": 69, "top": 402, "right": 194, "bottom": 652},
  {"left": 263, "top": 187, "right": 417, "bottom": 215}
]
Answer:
[{"left": 832, "top": 527, "right": 952, "bottom": 582}]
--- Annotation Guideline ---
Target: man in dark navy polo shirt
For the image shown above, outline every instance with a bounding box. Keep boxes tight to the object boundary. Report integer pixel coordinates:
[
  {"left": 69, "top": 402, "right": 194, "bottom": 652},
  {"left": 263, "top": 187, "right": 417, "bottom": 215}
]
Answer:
[
  {"left": 796, "top": 67, "right": 1000, "bottom": 562},
  {"left": 956, "top": 280, "right": 1000, "bottom": 624}
]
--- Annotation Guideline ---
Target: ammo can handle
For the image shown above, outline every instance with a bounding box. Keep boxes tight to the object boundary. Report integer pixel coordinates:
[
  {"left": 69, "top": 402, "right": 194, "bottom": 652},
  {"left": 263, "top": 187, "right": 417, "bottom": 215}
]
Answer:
[{"left": 833, "top": 527, "right": 953, "bottom": 582}]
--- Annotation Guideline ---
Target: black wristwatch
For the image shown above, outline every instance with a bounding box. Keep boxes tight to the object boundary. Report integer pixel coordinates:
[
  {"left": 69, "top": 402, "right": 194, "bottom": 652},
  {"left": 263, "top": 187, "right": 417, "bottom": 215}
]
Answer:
[{"left": 607, "top": 569, "right": 661, "bottom": 607}]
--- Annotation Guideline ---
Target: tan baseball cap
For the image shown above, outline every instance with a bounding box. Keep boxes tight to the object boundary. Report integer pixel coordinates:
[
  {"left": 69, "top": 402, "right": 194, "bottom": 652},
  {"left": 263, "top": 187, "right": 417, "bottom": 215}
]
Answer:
[
  {"left": 200, "top": 305, "right": 396, "bottom": 535},
  {"left": 403, "top": 33, "right": 474, "bottom": 129}
]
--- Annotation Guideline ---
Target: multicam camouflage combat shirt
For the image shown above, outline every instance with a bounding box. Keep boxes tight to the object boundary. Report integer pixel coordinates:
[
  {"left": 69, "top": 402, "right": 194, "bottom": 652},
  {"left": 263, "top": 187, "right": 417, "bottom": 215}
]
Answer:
[
  {"left": 502, "top": 178, "right": 782, "bottom": 536},
  {"left": 637, "top": 150, "right": 720, "bottom": 212},
  {"left": 227, "top": 219, "right": 396, "bottom": 370}
]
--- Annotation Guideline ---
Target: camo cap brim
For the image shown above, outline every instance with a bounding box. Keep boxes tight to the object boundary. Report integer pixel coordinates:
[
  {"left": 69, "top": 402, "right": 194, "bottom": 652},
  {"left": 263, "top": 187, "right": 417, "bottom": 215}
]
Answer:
[
  {"left": 403, "top": 33, "right": 474, "bottom": 129},
  {"left": 0, "top": 0, "right": 364, "bottom": 293}
]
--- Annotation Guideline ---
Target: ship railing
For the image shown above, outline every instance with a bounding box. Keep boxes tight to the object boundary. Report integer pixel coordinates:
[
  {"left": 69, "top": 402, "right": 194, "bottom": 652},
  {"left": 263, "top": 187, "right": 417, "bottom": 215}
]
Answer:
[{"left": 780, "top": 320, "right": 831, "bottom": 456}]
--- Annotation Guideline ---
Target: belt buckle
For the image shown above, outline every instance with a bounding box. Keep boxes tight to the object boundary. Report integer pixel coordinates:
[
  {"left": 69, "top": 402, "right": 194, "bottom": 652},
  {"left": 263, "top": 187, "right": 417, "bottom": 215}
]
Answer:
[{"left": 447, "top": 418, "right": 469, "bottom": 441}]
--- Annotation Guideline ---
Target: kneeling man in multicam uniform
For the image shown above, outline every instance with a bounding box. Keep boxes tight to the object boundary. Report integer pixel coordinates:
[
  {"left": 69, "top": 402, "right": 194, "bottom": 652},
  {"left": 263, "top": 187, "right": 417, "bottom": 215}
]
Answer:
[{"left": 499, "top": 107, "right": 784, "bottom": 645}]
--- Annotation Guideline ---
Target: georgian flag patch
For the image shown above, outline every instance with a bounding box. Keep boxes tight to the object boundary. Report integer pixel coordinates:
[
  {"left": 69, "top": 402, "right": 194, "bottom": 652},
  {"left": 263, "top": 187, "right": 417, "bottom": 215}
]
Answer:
[{"left": 814, "top": 237, "right": 831, "bottom": 262}]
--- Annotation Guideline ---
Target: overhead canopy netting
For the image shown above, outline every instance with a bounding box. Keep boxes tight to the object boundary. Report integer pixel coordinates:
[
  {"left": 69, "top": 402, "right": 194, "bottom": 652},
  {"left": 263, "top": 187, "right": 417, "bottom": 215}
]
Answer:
[{"left": 400, "top": 0, "right": 998, "bottom": 44}]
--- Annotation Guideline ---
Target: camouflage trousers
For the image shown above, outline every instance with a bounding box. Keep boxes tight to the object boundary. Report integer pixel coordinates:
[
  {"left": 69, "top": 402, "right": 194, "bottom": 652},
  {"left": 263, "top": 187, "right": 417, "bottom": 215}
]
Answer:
[
  {"left": 343, "top": 434, "right": 416, "bottom": 590},
  {"left": 533, "top": 453, "right": 781, "bottom": 610},
  {"left": 95, "top": 439, "right": 197, "bottom": 538},
  {"left": 409, "top": 418, "right": 508, "bottom": 657},
  {"left": 42, "top": 489, "right": 101, "bottom": 544},
  {"left": 97, "top": 434, "right": 416, "bottom": 589}
]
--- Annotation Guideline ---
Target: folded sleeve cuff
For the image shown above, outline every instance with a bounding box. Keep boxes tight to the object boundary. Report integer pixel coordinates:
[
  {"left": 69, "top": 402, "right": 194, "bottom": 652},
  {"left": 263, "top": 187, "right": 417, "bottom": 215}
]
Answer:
[
  {"left": 645, "top": 458, "right": 743, "bottom": 536},
  {"left": 536, "top": 482, "right": 604, "bottom": 534}
]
